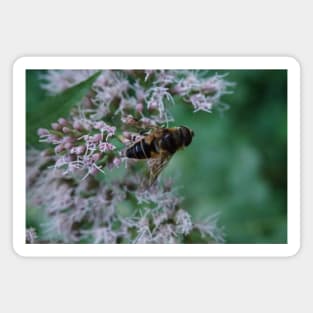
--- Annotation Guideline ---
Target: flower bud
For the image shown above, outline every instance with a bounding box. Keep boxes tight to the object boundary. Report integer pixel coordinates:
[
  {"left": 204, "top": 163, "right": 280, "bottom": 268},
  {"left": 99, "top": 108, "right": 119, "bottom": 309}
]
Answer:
[
  {"left": 73, "top": 120, "right": 83, "bottom": 131},
  {"left": 89, "top": 167, "right": 99, "bottom": 176},
  {"left": 122, "top": 131, "right": 131, "bottom": 140},
  {"left": 91, "top": 133, "right": 102, "bottom": 143},
  {"left": 64, "top": 142, "right": 73, "bottom": 150},
  {"left": 58, "top": 118, "right": 68, "bottom": 126},
  {"left": 54, "top": 144, "right": 64, "bottom": 153},
  {"left": 62, "top": 127, "right": 72, "bottom": 134},
  {"left": 99, "top": 142, "right": 115, "bottom": 152},
  {"left": 37, "top": 128, "right": 49, "bottom": 136},
  {"left": 148, "top": 101, "right": 158, "bottom": 110},
  {"left": 92, "top": 153, "right": 102, "bottom": 162},
  {"left": 76, "top": 145, "right": 86, "bottom": 155},
  {"left": 93, "top": 121, "right": 105, "bottom": 129},
  {"left": 136, "top": 102, "right": 144, "bottom": 113},
  {"left": 51, "top": 123, "right": 62, "bottom": 131},
  {"left": 113, "top": 157, "right": 121, "bottom": 168}
]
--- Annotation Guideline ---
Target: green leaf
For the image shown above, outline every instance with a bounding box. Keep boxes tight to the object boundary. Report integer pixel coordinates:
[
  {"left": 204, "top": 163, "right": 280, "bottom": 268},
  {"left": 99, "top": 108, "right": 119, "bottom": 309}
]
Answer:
[
  {"left": 27, "top": 71, "right": 102, "bottom": 146},
  {"left": 26, "top": 70, "right": 48, "bottom": 111}
]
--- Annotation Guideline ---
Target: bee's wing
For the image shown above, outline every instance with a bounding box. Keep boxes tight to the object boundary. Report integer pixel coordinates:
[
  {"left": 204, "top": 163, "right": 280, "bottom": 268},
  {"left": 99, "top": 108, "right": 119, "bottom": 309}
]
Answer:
[{"left": 147, "top": 153, "right": 173, "bottom": 186}]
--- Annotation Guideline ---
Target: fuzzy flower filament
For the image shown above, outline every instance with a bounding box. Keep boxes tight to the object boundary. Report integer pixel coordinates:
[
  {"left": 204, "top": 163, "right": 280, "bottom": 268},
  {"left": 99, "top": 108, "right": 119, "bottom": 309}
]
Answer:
[{"left": 38, "top": 118, "right": 120, "bottom": 179}]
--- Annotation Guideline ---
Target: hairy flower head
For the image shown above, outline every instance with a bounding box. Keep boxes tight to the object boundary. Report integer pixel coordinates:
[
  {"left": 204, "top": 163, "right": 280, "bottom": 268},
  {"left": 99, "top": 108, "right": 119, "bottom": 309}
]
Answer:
[{"left": 27, "top": 69, "right": 233, "bottom": 244}]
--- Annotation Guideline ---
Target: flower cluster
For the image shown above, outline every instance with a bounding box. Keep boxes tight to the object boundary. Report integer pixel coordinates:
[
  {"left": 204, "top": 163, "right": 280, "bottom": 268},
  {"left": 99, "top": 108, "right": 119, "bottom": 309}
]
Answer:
[
  {"left": 27, "top": 164, "right": 224, "bottom": 244},
  {"left": 40, "top": 70, "right": 97, "bottom": 94},
  {"left": 26, "top": 69, "right": 232, "bottom": 244},
  {"left": 40, "top": 69, "right": 234, "bottom": 125},
  {"left": 38, "top": 118, "right": 120, "bottom": 180}
]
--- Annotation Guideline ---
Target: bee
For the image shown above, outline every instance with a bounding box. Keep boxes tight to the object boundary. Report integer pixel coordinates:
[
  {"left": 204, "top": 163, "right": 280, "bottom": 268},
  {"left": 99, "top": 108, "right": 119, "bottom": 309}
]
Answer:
[{"left": 125, "top": 126, "right": 194, "bottom": 185}]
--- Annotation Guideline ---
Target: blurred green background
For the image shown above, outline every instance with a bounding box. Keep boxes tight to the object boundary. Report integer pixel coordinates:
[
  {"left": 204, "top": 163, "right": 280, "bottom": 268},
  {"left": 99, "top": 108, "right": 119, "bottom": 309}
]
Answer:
[
  {"left": 26, "top": 70, "right": 287, "bottom": 243},
  {"left": 167, "top": 70, "right": 287, "bottom": 243}
]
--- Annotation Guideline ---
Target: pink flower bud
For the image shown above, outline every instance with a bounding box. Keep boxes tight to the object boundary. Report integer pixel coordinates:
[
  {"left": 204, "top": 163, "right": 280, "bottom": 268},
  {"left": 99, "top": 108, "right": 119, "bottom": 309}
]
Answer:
[
  {"left": 172, "top": 84, "right": 187, "bottom": 95},
  {"left": 201, "top": 81, "right": 217, "bottom": 93},
  {"left": 65, "top": 155, "right": 74, "bottom": 162},
  {"left": 51, "top": 123, "right": 62, "bottom": 131},
  {"left": 73, "top": 120, "right": 83, "bottom": 131},
  {"left": 122, "top": 131, "right": 131, "bottom": 140},
  {"left": 62, "top": 136, "right": 74, "bottom": 144},
  {"left": 82, "top": 122, "right": 92, "bottom": 131},
  {"left": 148, "top": 101, "right": 158, "bottom": 110},
  {"left": 89, "top": 167, "right": 99, "bottom": 176},
  {"left": 37, "top": 128, "right": 49, "bottom": 136},
  {"left": 64, "top": 142, "right": 73, "bottom": 150},
  {"left": 186, "top": 74, "right": 197, "bottom": 84},
  {"left": 71, "top": 145, "right": 85, "bottom": 155},
  {"left": 113, "top": 157, "right": 121, "bottom": 167},
  {"left": 92, "top": 153, "right": 102, "bottom": 162},
  {"left": 48, "top": 134, "right": 59, "bottom": 143},
  {"left": 76, "top": 145, "right": 86, "bottom": 155},
  {"left": 91, "top": 134, "right": 102, "bottom": 143},
  {"left": 118, "top": 80, "right": 129, "bottom": 93},
  {"left": 136, "top": 89, "right": 145, "bottom": 101},
  {"left": 62, "top": 127, "right": 71, "bottom": 134},
  {"left": 54, "top": 144, "right": 64, "bottom": 153},
  {"left": 136, "top": 102, "right": 144, "bottom": 113},
  {"left": 58, "top": 118, "right": 68, "bottom": 126},
  {"left": 98, "top": 142, "right": 115, "bottom": 152},
  {"left": 93, "top": 121, "right": 105, "bottom": 129}
]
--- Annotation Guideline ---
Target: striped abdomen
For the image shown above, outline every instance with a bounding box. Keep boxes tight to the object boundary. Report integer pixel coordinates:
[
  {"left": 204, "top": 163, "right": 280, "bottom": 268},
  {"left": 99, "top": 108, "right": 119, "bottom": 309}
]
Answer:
[{"left": 126, "top": 140, "right": 154, "bottom": 159}]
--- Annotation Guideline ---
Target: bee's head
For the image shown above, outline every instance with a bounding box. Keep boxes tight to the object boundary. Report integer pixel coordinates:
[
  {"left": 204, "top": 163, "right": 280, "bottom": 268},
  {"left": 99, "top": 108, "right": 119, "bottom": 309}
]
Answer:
[{"left": 179, "top": 126, "right": 194, "bottom": 146}]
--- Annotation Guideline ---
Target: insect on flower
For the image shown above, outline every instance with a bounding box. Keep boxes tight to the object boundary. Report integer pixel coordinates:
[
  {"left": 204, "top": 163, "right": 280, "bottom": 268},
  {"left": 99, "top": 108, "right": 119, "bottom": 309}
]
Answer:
[{"left": 124, "top": 125, "right": 194, "bottom": 186}]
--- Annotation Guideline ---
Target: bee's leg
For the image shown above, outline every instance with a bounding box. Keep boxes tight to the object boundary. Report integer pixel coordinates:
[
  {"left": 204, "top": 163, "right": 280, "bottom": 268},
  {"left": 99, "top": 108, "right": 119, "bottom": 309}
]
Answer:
[{"left": 116, "top": 134, "right": 125, "bottom": 143}]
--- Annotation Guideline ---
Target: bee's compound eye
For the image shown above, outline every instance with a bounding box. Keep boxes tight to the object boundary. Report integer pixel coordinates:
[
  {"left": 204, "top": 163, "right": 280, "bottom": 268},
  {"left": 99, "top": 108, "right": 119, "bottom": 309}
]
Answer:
[
  {"left": 184, "top": 134, "right": 192, "bottom": 146},
  {"left": 180, "top": 126, "right": 193, "bottom": 146}
]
